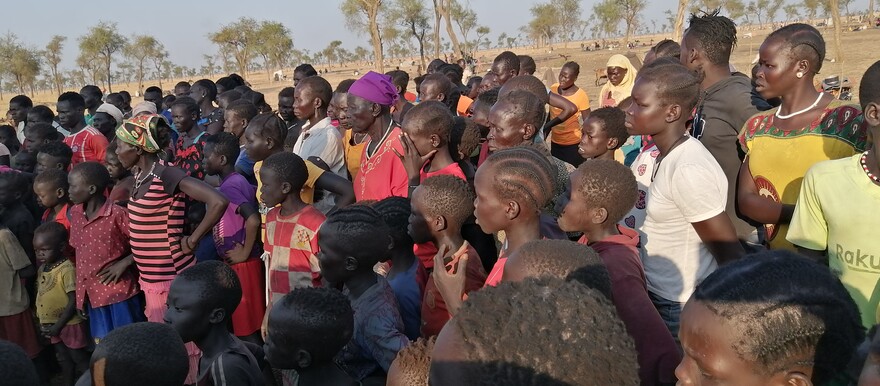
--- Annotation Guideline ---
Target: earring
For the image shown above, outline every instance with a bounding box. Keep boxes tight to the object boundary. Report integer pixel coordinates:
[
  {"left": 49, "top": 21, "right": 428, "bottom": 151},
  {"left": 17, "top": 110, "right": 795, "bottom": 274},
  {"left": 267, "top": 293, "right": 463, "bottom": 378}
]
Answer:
[{"left": 796, "top": 72, "right": 804, "bottom": 79}]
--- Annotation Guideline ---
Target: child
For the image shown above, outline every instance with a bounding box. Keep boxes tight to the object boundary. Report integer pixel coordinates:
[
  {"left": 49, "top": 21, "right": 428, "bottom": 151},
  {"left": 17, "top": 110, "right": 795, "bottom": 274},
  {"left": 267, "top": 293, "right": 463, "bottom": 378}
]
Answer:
[
  {"left": 430, "top": 278, "right": 639, "bottom": 385},
  {"left": 164, "top": 261, "right": 264, "bottom": 385},
  {"left": 35, "top": 141, "right": 73, "bottom": 175},
  {"left": 472, "top": 147, "right": 555, "bottom": 287},
  {"left": 23, "top": 122, "right": 62, "bottom": 152},
  {"left": 223, "top": 100, "right": 259, "bottom": 182},
  {"left": 409, "top": 175, "right": 487, "bottom": 336},
  {"left": 292, "top": 76, "right": 345, "bottom": 177},
  {"left": 12, "top": 150, "right": 35, "bottom": 173},
  {"left": 626, "top": 61, "right": 743, "bottom": 338},
  {"left": 203, "top": 132, "right": 264, "bottom": 344},
  {"left": 787, "top": 60, "right": 880, "bottom": 329},
  {"left": 191, "top": 79, "right": 224, "bottom": 135},
  {"left": 265, "top": 287, "right": 358, "bottom": 386},
  {"left": 185, "top": 202, "right": 221, "bottom": 263},
  {"left": 317, "top": 206, "right": 409, "bottom": 381},
  {"left": 67, "top": 162, "right": 142, "bottom": 343},
  {"left": 386, "top": 70, "right": 415, "bottom": 122},
  {"left": 372, "top": 196, "right": 426, "bottom": 341},
  {"left": 549, "top": 61, "right": 592, "bottom": 166},
  {"left": 386, "top": 337, "right": 435, "bottom": 386},
  {"left": 0, "top": 171, "right": 36, "bottom": 261},
  {"left": 172, "top": 97, "right": 209, "bottom": 180},
  {"left": 259, "top": 152, "right": 325, "bottom": 334},
  {"left": 89, "top": 322, "right": 189, "bottom": 386},
  {"left": 33, "top": 168, "right": 72, "bottom": 229},
  {"left": 500, "top": 240, "right": 612, "bottom": 298},
  {"left": 33, "top": 222, "right": 90, "bottom": 384},
  {"left": 0, "top": 124, "right": 21, "bottom": 156},
  {"left": 104, "top": 141, "right": 134, "bottom": 205},
  {"left": 578, "top": 107, "right": 629, "bottom": 161},
  {"left": 0, "top": 220, "right": 39, "bottom": 361},
  {"left": 677, "top": 250, "right": 864, "bottom": 385},
  {"left": 450, "top": 116, "right": 480, "bottom": 166},
  {"left": 555, "top": 159, "right": 681, "bottom": 386}
]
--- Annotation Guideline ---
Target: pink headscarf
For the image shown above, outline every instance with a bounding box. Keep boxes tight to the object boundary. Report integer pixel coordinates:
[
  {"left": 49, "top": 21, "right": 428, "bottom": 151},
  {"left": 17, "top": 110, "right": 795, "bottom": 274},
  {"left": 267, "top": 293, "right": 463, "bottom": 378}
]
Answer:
[{"left": 349, "top": 71, "right": 399, "bottom": 106}]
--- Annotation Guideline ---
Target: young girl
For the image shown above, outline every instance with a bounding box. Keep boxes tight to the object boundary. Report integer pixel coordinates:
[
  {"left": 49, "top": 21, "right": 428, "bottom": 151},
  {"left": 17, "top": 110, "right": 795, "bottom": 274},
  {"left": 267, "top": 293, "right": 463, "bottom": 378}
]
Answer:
[
  {"left": 677, "top": 250, "right": 864, "bottom": 385},
  {"left": 548, "top": 61, "right": 591, "bottom": 166},
  {"left": 114, "top": 114, "right": 228, "bottom": 383},
  {"left": 0, "top": 220, "right": 39, "bottom": 362},
  {"left": 171, "top": 97, "right": 209, "bottom": 180},
  {"left": 105, "top": 141, "right": 134, "bottom": 205},
  {"left": 33, "top": 222, "right": 90, "bottom": 385},
  {"left": 473, "top": 146, "right": 555, "bottom": 287}
]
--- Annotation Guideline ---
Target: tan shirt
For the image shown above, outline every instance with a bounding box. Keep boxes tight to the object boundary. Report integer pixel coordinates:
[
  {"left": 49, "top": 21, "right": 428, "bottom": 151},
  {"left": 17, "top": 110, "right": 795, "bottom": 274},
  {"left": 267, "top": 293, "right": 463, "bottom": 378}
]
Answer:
[{"left": 0, "top": 229, "right": 32, "bottom": 316}]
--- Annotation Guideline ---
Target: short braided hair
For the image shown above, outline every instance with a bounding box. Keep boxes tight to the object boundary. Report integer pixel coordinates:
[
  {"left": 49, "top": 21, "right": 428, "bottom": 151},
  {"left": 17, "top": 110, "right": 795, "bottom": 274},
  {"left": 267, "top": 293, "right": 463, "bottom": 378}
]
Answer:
[
  {"left": 686, "top": 9, "right": 738, "bottom": 65},
  {"left": 496, "top": 89, "right": 546, "bottom": 134},
  {"left": 372, "top": 196, "right": 414, "bottom": 251},
  {"left": 416, "top": 174, "right": 475, "bottom": 228},
  {"left": 493, "top": 51, "right": 520, "bottom": 74},
  {"left": 766, "top": 23, "right": 826, "bottom": 73},
  {"left": 205, "top": 132, "right": 241, "bottom": 166},
  {"left": 575, "top": 159, "right": 638, "bottom": 224},
  {"left": 636, "top": 61, "right": 701, "bottom": 111},
  {"left": 498, "top": 75, "right": 550, "bottom": 105},
  {"left": 505, "top": 239, "right": 613, "bottom": 300},
  {"left": 482, "top": 146, "right": 555, "bottom": 212},
  {"left": 403, "top": 100, "right": 454, "bottom": 142},
  {"left": 692, "top": 250, "right": 863, "bottom": 385},
  {"left": 226, "top": 100, "right": 258, "bottom": 122}
]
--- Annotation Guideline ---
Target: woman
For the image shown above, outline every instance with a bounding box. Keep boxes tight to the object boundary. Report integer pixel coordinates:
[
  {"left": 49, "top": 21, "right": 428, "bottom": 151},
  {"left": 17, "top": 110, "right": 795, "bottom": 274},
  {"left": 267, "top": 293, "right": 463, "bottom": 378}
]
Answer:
[
  {"left": 737, "top": 23, "right": 867, "bottom": 250},
  {"left": 548, "top": 61, "right": 591, "bottom": 167},
  {"left": 113, "top": 114, "right": 228, "bottom": 383},
  {"left": 598, "top": 54, "right": 637, "bottom": 108}
]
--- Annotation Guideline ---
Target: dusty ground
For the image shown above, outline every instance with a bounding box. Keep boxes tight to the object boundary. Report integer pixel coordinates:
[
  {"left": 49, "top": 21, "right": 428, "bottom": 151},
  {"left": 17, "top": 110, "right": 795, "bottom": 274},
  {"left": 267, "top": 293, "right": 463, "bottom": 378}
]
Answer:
[{"left": 22, "top": 26, "right": 880, "bottom": 112}]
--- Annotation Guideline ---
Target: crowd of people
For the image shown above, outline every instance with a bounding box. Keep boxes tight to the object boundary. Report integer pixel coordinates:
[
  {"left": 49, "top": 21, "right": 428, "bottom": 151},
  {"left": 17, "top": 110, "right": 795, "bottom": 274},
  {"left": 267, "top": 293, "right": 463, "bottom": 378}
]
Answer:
[{"left": 1, "top": 11, "right": 880, "bottom": 386}]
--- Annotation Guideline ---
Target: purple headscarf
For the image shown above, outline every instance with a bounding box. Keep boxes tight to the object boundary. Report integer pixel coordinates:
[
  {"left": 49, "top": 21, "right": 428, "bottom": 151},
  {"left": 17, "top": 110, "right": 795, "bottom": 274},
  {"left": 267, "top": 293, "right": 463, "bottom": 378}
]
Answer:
[{"left": 349, "top": 71, "right": 399, "bottom": 106}]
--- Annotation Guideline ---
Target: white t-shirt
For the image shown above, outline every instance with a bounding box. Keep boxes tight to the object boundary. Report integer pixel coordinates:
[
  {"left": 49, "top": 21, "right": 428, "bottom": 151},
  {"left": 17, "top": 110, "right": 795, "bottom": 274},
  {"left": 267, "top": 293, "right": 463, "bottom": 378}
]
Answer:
[
  {"left": 640, "top": 137, "right": 727, "bottom": 303},
  {"left": 292, "top": 117, "right": 346, "bottom": 177},
  {"left": 622, "top": 143, "right": 659, "bottom": 236}
]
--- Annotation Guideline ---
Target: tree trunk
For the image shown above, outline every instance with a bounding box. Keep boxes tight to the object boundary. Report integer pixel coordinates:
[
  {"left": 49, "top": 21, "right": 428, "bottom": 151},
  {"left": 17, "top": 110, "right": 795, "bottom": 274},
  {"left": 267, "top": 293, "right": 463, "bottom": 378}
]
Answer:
[
  {"left": 624, "top": 19, "right": 634, "bottom": 48},
  {"left": 106, "top": 55, "right": 113, "bottom": 93},
  {"left": 830, "top": 0, "right": 843, "bottom": 63},
  {"left": 673, "top": 0, "right": 689, "bottom": 40},
  {"left": 432, "top": 0, "right": 441, "bottom": 59},
  {"left": 368, "top": 7, "right": 385, "bottom": 73},
  {"left": 870, "top": 0, "right": 875, "bottom": 21},
  {"left": 440, "top": 1, "right": 462, "bottom": 58}
]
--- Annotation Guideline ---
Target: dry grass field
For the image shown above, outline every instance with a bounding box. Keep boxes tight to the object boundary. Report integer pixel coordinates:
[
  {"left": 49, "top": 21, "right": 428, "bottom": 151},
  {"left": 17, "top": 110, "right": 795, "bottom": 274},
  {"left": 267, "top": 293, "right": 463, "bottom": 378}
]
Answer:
[{"left": 19, "top": 25, "right": 880, "bottom": 113}]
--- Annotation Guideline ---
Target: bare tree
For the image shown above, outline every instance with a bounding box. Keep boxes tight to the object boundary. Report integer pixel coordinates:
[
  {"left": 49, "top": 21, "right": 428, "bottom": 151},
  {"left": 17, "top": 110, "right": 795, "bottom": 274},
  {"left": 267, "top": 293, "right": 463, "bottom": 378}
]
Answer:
[
  {"left": 79, "top": 21, "right": 127, "bottom": 92},
  {"left": 674, "top": 0, "right": 690, "bottom": 39},
  {"left": 342, "top": 0, "right": 386, "bottom": 72},
  {"left": 620, "top": 0, "right": 647, "bottom": 47},
  {"left": 830, "top": 0, "right": 843, "bottom": 62},
  {"left": 44, "top": 35, "right": 65, "bottom": 95},
  {"left": 396, "top": 0, "right": 431, "bottom": 70},
  {"left": 124, "top": 35, "right": 163, "bottom": 94},
  {"left": 253, "top": 21, "right": 293, "bottom": 80},
  {"left": 209, "top": 17, "right": 259, "bottom": 77}
]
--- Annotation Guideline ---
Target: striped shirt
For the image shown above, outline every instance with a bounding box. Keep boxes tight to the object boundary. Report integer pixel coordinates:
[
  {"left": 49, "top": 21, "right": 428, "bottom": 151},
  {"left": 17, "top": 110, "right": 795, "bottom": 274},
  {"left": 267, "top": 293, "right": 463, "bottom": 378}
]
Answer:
[{"left": 128, "top": 164, "right": 193, "bottom": 283}]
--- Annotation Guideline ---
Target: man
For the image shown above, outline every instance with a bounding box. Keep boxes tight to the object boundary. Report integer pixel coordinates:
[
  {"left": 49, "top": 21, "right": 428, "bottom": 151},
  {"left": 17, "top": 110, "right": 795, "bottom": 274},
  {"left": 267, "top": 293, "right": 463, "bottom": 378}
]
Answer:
[
  {"left": 80, "top": 85, "right": 103, "bottom": 126},
  {"left": 57, "top": 92, "right": 108, "bottom": 166},
  {"left": 277, "top": 87, "right": 302, "bottom": 134},
  {"left": 174, "top": 81, "right": 191, "bottom": 97},
  {"left": 680, "top": 11, "right": 771, "bottom": 250},
  {"left": 8, "top": 95, "right": 32, "bottom": 143},
  {"left": 418, "top": 74, "right": 456, "bottom": 114}
]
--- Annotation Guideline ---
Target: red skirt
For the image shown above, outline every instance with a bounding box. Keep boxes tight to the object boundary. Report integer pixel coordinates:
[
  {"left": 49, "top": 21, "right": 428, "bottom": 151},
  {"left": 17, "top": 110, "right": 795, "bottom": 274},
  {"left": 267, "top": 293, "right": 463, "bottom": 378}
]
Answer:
[
  {"left": 49, "top": 322, "right": 89, "bottom": 349},
  {"left": 230, "top": 258, "right": 265, "bottom": 337},
  {"left": 0, "top": 310, "right": 43, "bottom": 358}
]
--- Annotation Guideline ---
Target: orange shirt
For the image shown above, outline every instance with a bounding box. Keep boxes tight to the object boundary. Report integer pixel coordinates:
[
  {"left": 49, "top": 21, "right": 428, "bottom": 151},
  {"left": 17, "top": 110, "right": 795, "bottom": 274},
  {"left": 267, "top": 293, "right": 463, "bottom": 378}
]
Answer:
[
  {"left": 343, "top": 129, "right": 367, "bottom": 180},
  {"left": 549, "top": 84, "right": 591, "bottom": 145}
]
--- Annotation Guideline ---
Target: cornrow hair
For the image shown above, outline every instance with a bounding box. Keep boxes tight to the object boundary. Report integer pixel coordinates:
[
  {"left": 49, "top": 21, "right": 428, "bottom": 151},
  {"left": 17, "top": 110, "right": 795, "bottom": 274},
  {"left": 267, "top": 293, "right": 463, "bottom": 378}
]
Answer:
[
  {"left": 322, "top": 205, "right": 392, "bottom": 266},
  {"left": 175, "top": 260, "right": 242, "bottom": 316},
  {"left": 651, "top": 39, "right": 681, "bottom": 61},
  {"left": 499, "top": 75, "right": 550, "bottom": 105},
  {"left": 272, "top": 287, "right": 354, "bottom": 363},
  {"left": 693, "top": 250, "right": 864, "bottom": 385},
  {"left": 372, "top": 196, "right": 414, "bottom": 251},
  {"left": 262, "top": 151, "right": 308, "bottom": 191},
  {"left": 493, "top": 51, "right": 520, "bottom": 73},
  {"left": 686, "top": 9, "right": 738, "bottom": 65},
  {"left": 34, "top": 167, "right": 68, "bottom": 192},
  {"left": 171, "top": 96, "right": 199, "bottom": 116},
  {"left": 767, "top": 23, "right": 826, "bottom": 73},
  {"left": 496, "top": 89, "right": 546, "bottom": 134},
  {"left": 437, "top": 278, "right": 639, "bottom": 385},
  {"left": 416, "top": 174, "right": 475, "bottom": 228},
  {"left": 403, "top": 101, "right": 454, "bottom": 141},
  {"left": 249, "top": 112, "right": 286, "bottom": 144},
  {"left": 575, "top": 159, "right": 638, "bottom": 224},
  {"left": 505, "top": 239, "right": 613, "bottom": 300},
  {"left": 859, "top": 60, "right": 880, "bottom": 110},
  {"left": 450, "top": 116, "right": 480, "bottom": 162},
  {"left": 562, "top": 61, "right": 580, "bottom": 74},
  {"left": 70, "top": 161, "right": 112, "bottom": 193},
  {"left": 391, "top": 337, "right": 435, "bottom": 385},
  {"left": 205, "top": 132, "right": 241, "bottom": 165},
  {"left": 637, "top": 61, "right": 701, "bottom": 111},
  {"left": 226, "top": 99, "right": 258, "bottom": 122},
  {"left": 589, "top": 107, "right": 628, "bottom": 150},
  {"left": 483, "top": 146, "right": 555, "bottom": 213}
]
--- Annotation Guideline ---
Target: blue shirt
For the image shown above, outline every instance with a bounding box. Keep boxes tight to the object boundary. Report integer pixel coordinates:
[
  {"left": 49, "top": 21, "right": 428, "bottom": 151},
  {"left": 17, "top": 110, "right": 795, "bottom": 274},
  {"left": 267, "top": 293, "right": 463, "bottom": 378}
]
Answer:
[
  {"left": 235, "top": 147, "right": 256, "bottom": 184},
  {"left": 386, "top": 260, "right": 423, "bottom": 341}
]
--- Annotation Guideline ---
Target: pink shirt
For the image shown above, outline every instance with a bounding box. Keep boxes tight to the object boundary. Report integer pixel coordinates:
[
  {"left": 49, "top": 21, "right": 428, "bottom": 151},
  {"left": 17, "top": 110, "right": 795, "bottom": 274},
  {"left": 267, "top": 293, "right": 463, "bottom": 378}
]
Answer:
[{"left": 355, "top": 126, "right": 408, "bottom": 201}]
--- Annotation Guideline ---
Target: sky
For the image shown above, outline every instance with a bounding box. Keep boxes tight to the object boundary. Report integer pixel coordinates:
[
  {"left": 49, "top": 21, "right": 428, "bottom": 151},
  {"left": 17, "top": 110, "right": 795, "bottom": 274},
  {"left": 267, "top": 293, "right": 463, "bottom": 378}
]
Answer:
[{"left": 5, "top": 0, "right": 871, "bottom": 71}]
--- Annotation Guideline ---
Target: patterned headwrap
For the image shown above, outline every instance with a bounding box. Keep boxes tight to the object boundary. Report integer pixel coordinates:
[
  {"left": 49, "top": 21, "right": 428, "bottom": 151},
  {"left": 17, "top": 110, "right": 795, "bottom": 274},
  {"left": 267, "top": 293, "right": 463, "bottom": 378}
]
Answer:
[{"left": 116, "top": 114, "right": 164, "bottom": 153}]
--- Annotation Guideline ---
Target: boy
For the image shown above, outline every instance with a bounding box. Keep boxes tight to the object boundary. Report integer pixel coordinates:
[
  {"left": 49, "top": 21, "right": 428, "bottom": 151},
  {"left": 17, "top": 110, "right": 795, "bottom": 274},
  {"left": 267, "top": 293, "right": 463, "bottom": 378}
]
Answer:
[
  {"left": 409, "top": 174, "right": 486, "bottom": 336},
  {"left": 556, "top": 159, "right": 681, "bottom": 385},
  {"left": 292, "top": 76, "right": 345, "bottom": 177},
  {"left": 204, "top": 133, "right": 264, "bottom": 343},
  {"left": 27, "top": 105, "right": 69, "bottom": 138},
  {"left": 33, "top": 169, "right": 72, "bottom": 229},
  {"left": 450, "top": 117, "right": 480, "bottom": 165},
  {"left": 88, "top": 322, "right": 190, "bottom": 386},
  {"left": 190, "top": 79, "right": 224, "bottom": 135},
  {"left": 277, "top": 87, "right": 299, "bottom": 133},
  {"left": 223, "top": 99, "right": 259, "bottom": 182},
  {"left": 625, "top": 62, "right": 743, "bottom": 338},
  {"left": 787, "top": 60, "right": 880, "bottom": 329},
  {"left": 259, "top": 152, "right": 325, "bottom": 330},
  {"left": 417, "top": 74, "right": 455, "bottom": 114},
  {"left": 164, "top": 261, "right": 264, "bottom": 385},
  {"left": 80, "top": 85, "right": 103, "bottom": 125},
  {"left": 317, "top": 206, "right": 409, "bottom": 381},
  {"left": 57, "top": 92, "right": 108, "bottom": 167},
  {"left": 12, "top": 150, "right": 35, "bottom": 173},
  {"left": 23, "top": 122, "right": 62, "bottom": 152},
  {"left": 265, "top": 287, "right": 358, "bottom": 386},
  {"left": 35, "top": 141, "right": 72, "bottom": 175},
  {"left": 0, "top": 172, "right": 36, "bottom": 261},
  {"left": 68, "top": 162, "right": 142, "bottom": 342},
  {"left": 386, "top": 70, "right": 414, "bottom": 122},
  {"left": 578, "top": 107, "right": 629, "bottom": 161},
  {"left": 396, "top": 102, "right": 467, "bottom": 270}
]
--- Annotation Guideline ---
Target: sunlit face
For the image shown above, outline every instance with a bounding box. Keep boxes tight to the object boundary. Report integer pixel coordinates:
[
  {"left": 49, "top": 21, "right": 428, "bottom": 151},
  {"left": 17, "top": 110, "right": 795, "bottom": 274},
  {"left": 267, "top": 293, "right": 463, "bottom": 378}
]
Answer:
[
  {"left": 608, "top": 66, "right": 628, "bottom": 86},
  {"left": 56, "top": 100, "right": 83, "bottom": 129},
  {"left": 473, "top": 163, "right": 508, "bottom": 234},
  {"left": 344, "top": 94, "right": 377, "bottom": 134},
  {"left": 223, "top": 110, "right": 247, "bottom": 139},
  {"left": 486, "top": 101, "right": 529, "bottom": 152},
  {"left": 754, "top": 37, "right": 800, "bottom": 100},
  {"left": 418, "top": 81, "right": 443, "bottom": 103},
  {"left": 556, "top": 170, "right": 591, "bottom": 233},
  {"left": 293, "top": 85, "right": 316, "bottom": 121},
  {"left": 624, "top": 77, "right": 668, "bottom": 137},
  {"left": 114, "top": 137, "right": 140, "bottom": 170},
  {"left": 491, "top": 62, "right": 515, "bottom": 86},
  {"left": 558, "top": 66, "right": 579, "bottom": 89},
  {"left": 171, "top": 105, "right": 196, "bottom": 133},
  {"left": 578, "top": 117, "right": 612, "bottom": 159},
  {"left": 328, "top": 93, "right": 346, "bottom": 123}
]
